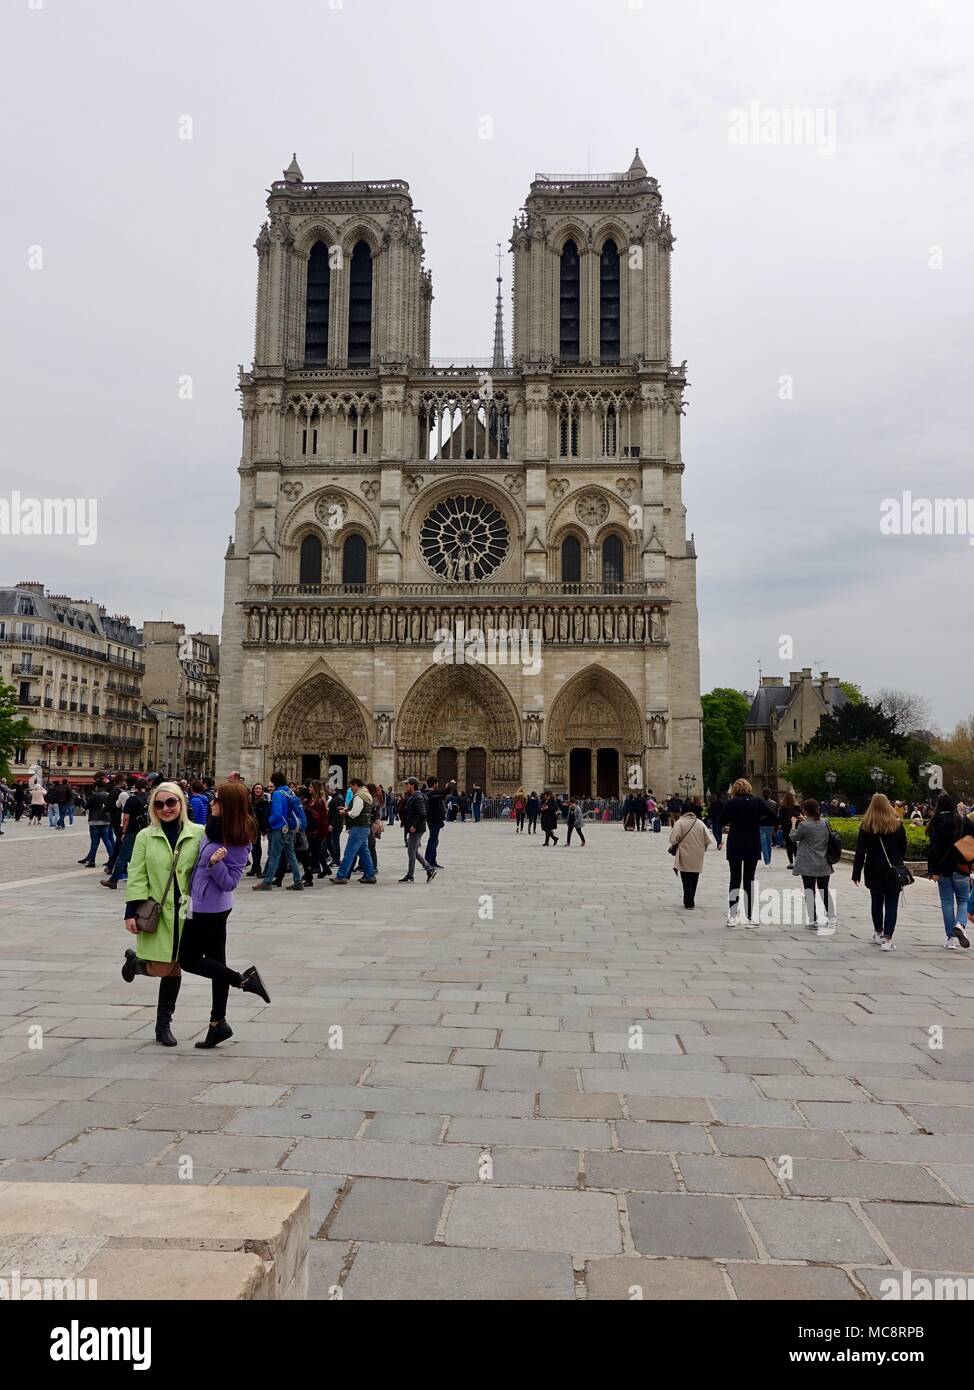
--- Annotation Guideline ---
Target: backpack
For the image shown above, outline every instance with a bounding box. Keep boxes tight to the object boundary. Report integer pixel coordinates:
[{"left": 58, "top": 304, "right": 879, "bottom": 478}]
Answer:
[
  {"left": 824, "top": 818, "right": 843, "bottom": 866},
  {"left": 284, "top": 790, "right": 306, "bottom": 832}
]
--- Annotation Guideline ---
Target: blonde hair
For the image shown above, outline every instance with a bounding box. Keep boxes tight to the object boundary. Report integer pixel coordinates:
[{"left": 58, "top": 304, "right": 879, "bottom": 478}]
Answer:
[
  {"left": 147, "top": 781, "right": 189, "bottom": 829},
  {"left": 730, "top": 778, "right": 753, "bottom": 796},
  {"left": 862, "top": 792, "right": 900, "bottom": 836}
]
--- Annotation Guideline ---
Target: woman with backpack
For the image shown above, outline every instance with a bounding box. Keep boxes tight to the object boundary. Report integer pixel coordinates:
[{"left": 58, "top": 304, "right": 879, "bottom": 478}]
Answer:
[
  {"left": 926, "top": 793, "right": 973, "bottom": 950},
  {"left": 852, "top": 793, "right": 910, "bottom": 952},
  {"left": 513, "top": 787, "right": 527, "bottom": 833},
  {"left": 790, "top": 798, "right": 837, "bottom": 936}
]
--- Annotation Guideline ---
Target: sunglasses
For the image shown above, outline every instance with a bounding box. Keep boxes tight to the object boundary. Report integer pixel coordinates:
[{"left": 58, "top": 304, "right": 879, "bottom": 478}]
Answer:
[{"left": 154, "top": 798, "right": 180, "bottom": 811}]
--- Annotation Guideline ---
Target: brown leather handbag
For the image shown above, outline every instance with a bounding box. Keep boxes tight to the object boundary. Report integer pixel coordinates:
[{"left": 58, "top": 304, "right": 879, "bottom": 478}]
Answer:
[{"left": 132, "top": 844, "right": 182, "bottom": 934}]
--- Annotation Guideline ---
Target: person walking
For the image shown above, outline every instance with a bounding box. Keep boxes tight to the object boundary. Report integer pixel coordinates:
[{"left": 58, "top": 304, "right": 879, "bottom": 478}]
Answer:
[
  {"left": 790, "top": 798, "right": 836, "bottom": 935},
  {"left": 57, "top": 780, "right": 75, "bottom": 829},
  {"left": 852, "top": 792, "right": 909, "bottom": 951},
  {"left": 119, "top": 781, "right": 204, "bottom": 1047},
  {"left": 472, "top": 784, "right": 483, "bottom": 824},
  {"left": 513, "top": 787, "right": 527, "bottom": 834},
  {"left": 565, "top": 798, "right": 587, "bottom": 846},
  {"left": 188, "top": 781, "right": 210, "bottom": 825},
  {"left": 634, "top": 793, "right": 647, "bottom": 832},
  {"left": 716, "top": 779, "right": 768, "bottom": 928},
  {"left": 28, "top": 782, "right": 46, "bottom": 825},
  {"left": 305, "top": 781, "right": 331, "bottom": 881},
  {"left": 540, "top": 792, "right": 560, "bottom": 846},
  {"left": 78, "top": 778, "right": 115, "bottom": 867},
  {"left": 253, "top": 771, "right": 304, "bottom": 892},
  {"left": 101, "top": 779, "right": 149, "bottom": 890},
  {"left": 669, "top": 801, "right": 715, "bottom": 908},
  {"left": 424, "top": 777, "right": 445, "bottom": 869},
  {"left": 397, "top": 778, "right": 435, "bottom": 883},
  {"left": 178, "top": 780, "right": 271, "bottom": 1048},
  {"left": 327, "top": 785, "right": 345, "bottom": 866},
  {"left": 526, "top": 791, "right": 540, "bottom": 835},
  {"left": 759, "top": 788, "right": 777, "bottom": 865},
  {"left": 332, "top": 778, "right": 379, "bottom": 884},
  {"left": 926, "top": 793, "right": 973, "bottom": 950},
  {"left": 777, "top": 791, "right": 801, "bottom": 867},
  {"left": 247, "top": 783, "right": 270, "bottom": 876}
]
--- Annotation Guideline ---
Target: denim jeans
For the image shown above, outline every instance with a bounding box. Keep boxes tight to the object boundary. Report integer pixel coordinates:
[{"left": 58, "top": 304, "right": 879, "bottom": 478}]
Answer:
[
  {"left": 473, "top": 803, "right": 481, "bottom": 823},
  {"left": 109, "top": 832, "right": 137, "bottom": 884},
  {"left": 86, "top": 824, "right": 115, "bottom": 863},
  {"left": 263, "top": 828, "right": 303, "bottom": 886},
  {"left": 759, "top": 825, "right": 773, "bottom": 865},
  {"left": 426, "top": 823, "right": 442, "bottom": 866},
  {"left": 48, "top": 803, "right": 59, "bottom": 827},
  {"left": 337, "top": 824, "right": 375, "bottom": 880},
  {"left": 938, "top": 873, "right": 972, "bottom": 937}
]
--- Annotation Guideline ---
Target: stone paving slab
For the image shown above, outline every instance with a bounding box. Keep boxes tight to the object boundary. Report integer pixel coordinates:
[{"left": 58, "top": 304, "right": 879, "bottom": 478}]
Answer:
[{"left": 1, "top": 817, "right": 973, "bottom": 1299}]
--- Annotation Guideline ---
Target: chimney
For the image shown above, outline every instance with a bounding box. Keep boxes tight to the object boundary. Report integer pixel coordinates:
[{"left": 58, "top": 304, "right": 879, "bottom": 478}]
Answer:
[
  {"left": 789, "top": 671, "right": 803, "bottom": 687},
  {"left": 760, "top": 676, "right": 785, "bottom": 688}
]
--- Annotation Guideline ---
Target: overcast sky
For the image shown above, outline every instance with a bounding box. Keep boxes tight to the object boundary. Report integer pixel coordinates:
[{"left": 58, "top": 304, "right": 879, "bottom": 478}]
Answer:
[{"left": 2, "top": 0, "right": 972, "bottom": 729}]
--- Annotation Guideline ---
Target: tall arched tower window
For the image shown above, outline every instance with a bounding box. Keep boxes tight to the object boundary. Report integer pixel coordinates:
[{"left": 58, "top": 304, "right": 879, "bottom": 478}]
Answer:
[
  {"left": 599, "top": 239, "right": 620, "bottom": 362},
  {"left": 305, "top": 241, "right": 331, "bottom": 363},
  {"left": 347, "top": 241, "right": 373, "bottom": 366},
  {"left": 299, "top": 534, "right": 323, "bottom": 586},
  {"left": 342, "top": 533, "right": 367, "bottom": 587},
  {"left": 559, "top": 240, "right": 580, "bottom": 362},
  {"left": 602, "top": 534, "right": 624, "bottom": 593},
  {"left": 561, "top": 535, "right": 582, "bottom": 588}
]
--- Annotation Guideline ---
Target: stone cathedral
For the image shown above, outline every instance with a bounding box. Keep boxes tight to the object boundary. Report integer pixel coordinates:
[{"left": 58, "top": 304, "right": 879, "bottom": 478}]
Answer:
[{"left": 215, "top": 150, "right": 703, "bottom": 798}]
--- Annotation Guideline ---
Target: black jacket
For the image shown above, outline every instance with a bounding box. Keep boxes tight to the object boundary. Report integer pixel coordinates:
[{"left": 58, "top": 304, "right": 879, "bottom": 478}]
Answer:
[
  {"left": 927, "top": 810, "right": 974, "bottom": 877},
  {"left": 425, "top": 787, "right": 445, "bottom": 827},
  {"left": 539, "top": 800, "right": 559, "bottom": 831},
  {"left": 718, "top": 794, "right": 774, "bottom": 858},
  {"left": 853, "top": 824, "right": 908, "bottom": 891},
  {"left": 403, "top": 791, "right": 428, "bottom": 835}
]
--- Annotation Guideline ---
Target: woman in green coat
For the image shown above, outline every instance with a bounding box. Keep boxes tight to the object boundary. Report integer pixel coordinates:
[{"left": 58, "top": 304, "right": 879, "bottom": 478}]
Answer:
[{"left": 119, "top": 781, "right": 203, "bottom": 1046}]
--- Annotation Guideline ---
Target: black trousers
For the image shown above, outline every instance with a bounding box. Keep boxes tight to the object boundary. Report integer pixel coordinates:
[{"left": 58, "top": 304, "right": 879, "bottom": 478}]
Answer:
[
  {"left": 680, "top": 870, "right": 700, "bottom": 906},
  {"left": 527, "top": 815, "right": 538, "bottom": 833},
  {"left": 566, "top": 822, "right": 586, "bottom": 845},
  {"left": 515, "top": 812, "right": 525, "bottom": 831},
  {"left": 543, "top": 825, "right": 558, "bottom": 845},
  {"left": 728, "top": 855, "right": 759, "bottom": 917},
  {"left": 179, "top": 910, "right": 241, "bottom": 1022},
  {"left": 250, "top": 835, "right": 263, "bottom": 874},
  {"left": 801, "top": 875, "right": 833, "bottom": 923}
]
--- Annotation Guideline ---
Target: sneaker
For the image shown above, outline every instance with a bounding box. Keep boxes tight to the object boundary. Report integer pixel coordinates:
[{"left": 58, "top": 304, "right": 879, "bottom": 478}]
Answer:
[
  {"left": 331, "top": 877, "right": 350, "bottom": 885},
  {"left": 725, "top": 914, "right": 738, "bottom": 928},
  {"left": 945, "top": 938, "right": 961, "bottom": 950},
  {"left": 285, "top": 883, "right": 304, "bottom": 891},
  {"left": 360, "top": 877, "right": 377, "bottom": 884},
  {"left": 881, "top": 938, "right": 895, "bottom": 952},
  {"left": 426, "top": 868, "right": 438, "bottom": 883},
  {"left": 252, "top": 882, "right": 274, "bottom": 891},
  {"left": 816, "top": 924, "right": 836, "bottom": 936},
  {"left": 398, "top": 876, "right": 414, "bottom": 883},
  {"left": 954, "top": 925, "right": 971, "bottom": 949},
  {"left": 872, "top": 932, "right": 884, "bottom": 945}
]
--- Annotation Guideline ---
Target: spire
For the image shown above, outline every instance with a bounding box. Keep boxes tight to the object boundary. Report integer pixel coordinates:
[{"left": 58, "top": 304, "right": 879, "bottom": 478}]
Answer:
[
  {"left": 627, "top": 147, "right": 647, "bottom": 180},
  {"left": 283, "top": 152, "right": 303, "bottom": 184},
  {"left": 492, "top": 242, "right": 505, "bottom": 369}
]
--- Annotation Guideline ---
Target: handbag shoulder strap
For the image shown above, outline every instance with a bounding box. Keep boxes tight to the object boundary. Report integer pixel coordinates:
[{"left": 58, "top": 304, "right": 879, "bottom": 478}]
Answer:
[{"left": 159, "top": 840, "right": 182, "bottom": 905}]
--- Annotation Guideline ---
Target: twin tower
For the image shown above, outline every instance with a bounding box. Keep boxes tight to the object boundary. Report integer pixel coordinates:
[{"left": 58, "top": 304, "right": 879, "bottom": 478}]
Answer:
[{"left": 215, "top": 150, "right": 702, "bottom": 801}]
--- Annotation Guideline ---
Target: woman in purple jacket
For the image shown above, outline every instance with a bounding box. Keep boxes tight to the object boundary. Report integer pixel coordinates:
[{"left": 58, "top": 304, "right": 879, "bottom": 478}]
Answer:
[{"left": 180, "top": 780, "right": 271, "bottom": 1049}]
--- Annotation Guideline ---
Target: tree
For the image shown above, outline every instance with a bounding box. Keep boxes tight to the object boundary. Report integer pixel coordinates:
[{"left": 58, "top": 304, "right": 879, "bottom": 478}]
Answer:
[
  {"left": 933, "top": 718, "right": 974, "bottom": 798},
  {"left": 805, "top": 698, "right": 905, "bottom": 756},
  {"left": 0, "top": 681, "right": 31, "bottom": 781},
  {"left": 701, "top": 687, "right": 750, "bottom": 794},
  {"left": 875, "top": 687, "right": 934, "bottom": 737},
  {"left": 784, "top": 742, "right": 912, "bottom": 804},
  {"left": 839, "top": 681, "right": 864, "bottom": 706}
]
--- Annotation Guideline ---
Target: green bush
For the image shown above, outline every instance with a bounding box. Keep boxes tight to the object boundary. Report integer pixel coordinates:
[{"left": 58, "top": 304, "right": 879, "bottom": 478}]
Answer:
[{"left": 828, "top": 817, "right": 928, "bottom": 859}]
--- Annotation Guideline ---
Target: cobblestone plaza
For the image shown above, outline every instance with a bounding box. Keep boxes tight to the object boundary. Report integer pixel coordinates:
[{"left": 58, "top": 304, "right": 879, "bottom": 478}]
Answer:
[{"left": 2, "top": 818, "right": 973, "bottom": 1300}]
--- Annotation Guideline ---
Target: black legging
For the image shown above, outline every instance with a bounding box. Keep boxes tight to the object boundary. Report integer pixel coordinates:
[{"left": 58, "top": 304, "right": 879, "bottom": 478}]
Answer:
[
  {"left": 250, "top": 836, "right": 262, "bottom": 874},
  {"left": 179, "top": 910, "right": 242, "bottom": 1022},
  {"left": 566, "top": 822, "right": 586, "bottom": 845},
  {"left": 801, "top": 875, "right": 833, "bottom": 924},
  {"left": 728, "top": 855, "right": 758, "bottom": 917},
  {"left": 527, "top": 814, "right": 538, "bottom": 834},
  {"left": 515, "top": 811, "right": 525, "bottom": 832}
]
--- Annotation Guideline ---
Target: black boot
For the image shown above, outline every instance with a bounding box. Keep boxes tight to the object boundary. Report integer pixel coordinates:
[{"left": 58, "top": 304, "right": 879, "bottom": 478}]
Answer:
[
  {"left": 195, "top": 1019, "right": 233, "bottom": 1049},
  {"left": 155, "top": 1010, "right": 178, "bottom": 1046},
  {"left": 239, "top": 966, "right": 271, "bottom": 1004},
  {"left": 121, "top": 948, "right": 149, "bottom": 983}
]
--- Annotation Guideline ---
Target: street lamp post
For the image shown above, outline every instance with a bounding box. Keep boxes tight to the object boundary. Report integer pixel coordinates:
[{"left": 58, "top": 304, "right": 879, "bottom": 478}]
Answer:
[{"left": 825, "top": 770, "right": 837, "bottom": 800}]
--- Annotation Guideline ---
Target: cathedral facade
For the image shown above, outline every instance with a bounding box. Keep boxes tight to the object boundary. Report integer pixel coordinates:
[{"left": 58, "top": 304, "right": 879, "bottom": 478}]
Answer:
[{"left": 215, "top": 150, "right": 703, "bottom": 798}]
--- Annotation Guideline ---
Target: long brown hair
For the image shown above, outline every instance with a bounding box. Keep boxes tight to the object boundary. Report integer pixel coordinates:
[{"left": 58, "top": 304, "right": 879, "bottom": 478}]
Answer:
[
  {"left": 216, "top": 780, "right": 257, "bottom": 847},
  {"left": 862, "top": 793, "right": 900, "bottom": 836}
]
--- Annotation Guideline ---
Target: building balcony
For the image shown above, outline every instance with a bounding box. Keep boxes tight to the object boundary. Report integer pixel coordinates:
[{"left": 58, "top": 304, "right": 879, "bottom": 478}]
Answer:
[
  {"left": 261, "top": 580, "right": 663, "bottom": 600},
  {"left": 18, "top": 695, "right": 41, "bottom": 708}
]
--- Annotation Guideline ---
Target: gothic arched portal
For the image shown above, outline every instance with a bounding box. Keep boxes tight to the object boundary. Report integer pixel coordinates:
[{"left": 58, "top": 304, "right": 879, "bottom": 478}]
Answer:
[
  {"left": 270, "top": 671, "right": 370, "bottom": 788},
  {"left": 396, "top": 664, "right": 521, "bottom": 792},
  {"left": 545, "top": 665, "right": 645, "bottom": 798}
]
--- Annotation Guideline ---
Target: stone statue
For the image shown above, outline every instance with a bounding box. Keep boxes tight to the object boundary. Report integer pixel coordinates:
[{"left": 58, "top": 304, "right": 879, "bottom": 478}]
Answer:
[
  {"left": 381, "top": 609, "right": 392, "bottom": 641},
  {"left": 651, "top": 608, "right": 663, "bottom": 642},
  {"left": 634, "top": 609, "right": 645, "bottom": 641},
  {"left": 375, "top": 712, "right": 392, "bottom": 747},
  {"left": 325, "top": 611, "right": 336, "bottom": 642},
  {"left": 352, "top": 611, "right": 363, "bottom": 642},
  {"left": 338, "top": 611, "right": 349, "bottom": 641}
]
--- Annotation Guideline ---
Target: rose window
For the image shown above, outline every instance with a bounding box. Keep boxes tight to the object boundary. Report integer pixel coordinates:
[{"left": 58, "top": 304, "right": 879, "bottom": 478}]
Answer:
[{"left": 420, "top": 495, "right": 509, "bottom": 582}]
